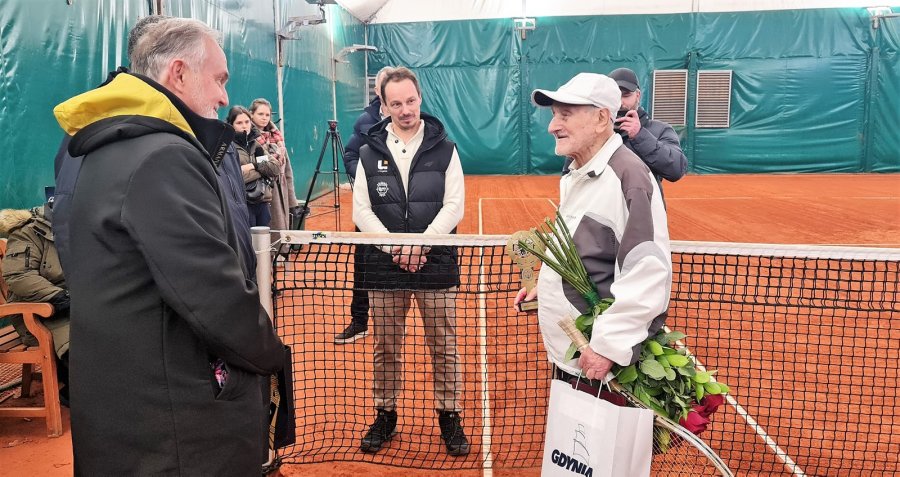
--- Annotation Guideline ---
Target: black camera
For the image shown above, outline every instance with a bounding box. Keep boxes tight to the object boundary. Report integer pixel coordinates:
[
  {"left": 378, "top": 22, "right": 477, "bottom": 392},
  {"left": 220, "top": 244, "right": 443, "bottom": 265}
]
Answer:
[{"left": 613, "top": 110, "right": 628, "bottom": 138}]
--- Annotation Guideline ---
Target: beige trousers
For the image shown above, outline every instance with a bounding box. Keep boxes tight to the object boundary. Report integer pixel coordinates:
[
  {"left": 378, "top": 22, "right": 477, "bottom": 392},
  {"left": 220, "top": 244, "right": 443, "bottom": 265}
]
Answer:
[{"left": 369, "top": 287, "right": 461, "bottom": 412}]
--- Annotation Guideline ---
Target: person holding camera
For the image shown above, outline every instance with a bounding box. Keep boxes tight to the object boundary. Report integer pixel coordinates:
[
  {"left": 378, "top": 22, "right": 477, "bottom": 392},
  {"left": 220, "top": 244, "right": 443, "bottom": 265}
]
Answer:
[
  {"left": 558, "top": 68, "right": 686, "bottom": 200},
  {"left": 609, "top": 68, "right": 687, "bottom": 194},
  {"left": 228, "top": 105, "right": 281, "bottom": 227},
  {"left": 562, "top": 68, "right": 686, "bottom": 196}
]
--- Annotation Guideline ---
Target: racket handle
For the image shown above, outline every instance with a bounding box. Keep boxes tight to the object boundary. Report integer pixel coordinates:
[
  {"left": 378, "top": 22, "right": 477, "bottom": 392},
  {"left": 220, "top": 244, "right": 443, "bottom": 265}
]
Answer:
[{"left": 557, "top": 317, "right": 590, "bottom": 351}]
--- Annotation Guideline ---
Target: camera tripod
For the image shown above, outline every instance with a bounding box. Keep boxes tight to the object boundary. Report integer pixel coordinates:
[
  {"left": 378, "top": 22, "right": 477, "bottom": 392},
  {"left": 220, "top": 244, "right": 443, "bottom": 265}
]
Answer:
[{"left": 298, "top": 119, "right": 346, "bottom": 230}]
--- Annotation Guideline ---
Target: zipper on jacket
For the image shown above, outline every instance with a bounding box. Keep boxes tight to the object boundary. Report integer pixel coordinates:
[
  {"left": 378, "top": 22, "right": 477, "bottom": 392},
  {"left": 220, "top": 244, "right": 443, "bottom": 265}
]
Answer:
[{"left": 401, "top": 136, "right": 443, "bottom": 232}]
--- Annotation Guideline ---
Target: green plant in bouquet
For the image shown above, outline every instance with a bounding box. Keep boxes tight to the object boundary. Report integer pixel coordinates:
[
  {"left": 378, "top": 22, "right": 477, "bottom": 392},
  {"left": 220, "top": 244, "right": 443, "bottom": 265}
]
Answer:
[
  {"left": 517, "top": 212, "right": 613, "bottom": 360},
  {"left": 615, "top": 330, "right": 730, "bottom": 452},
  {"left": 614, "top": 330, "right": 729, "bottom": 420}
]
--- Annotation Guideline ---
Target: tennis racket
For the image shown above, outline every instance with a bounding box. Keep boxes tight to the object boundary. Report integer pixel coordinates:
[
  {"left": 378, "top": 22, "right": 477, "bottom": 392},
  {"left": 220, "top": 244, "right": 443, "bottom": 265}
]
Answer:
[
  {"left": 608, "top": 380, "right": 734, "bottom": 477},
  {"left": 557, "top": 319, "right": 733, "bottom": 476}
]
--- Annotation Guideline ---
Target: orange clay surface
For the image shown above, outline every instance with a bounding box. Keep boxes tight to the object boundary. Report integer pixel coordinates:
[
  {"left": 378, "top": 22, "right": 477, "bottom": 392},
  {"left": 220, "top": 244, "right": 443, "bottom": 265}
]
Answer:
[{"left": 1, "top": 173, "right": 897, "bottom": 477}]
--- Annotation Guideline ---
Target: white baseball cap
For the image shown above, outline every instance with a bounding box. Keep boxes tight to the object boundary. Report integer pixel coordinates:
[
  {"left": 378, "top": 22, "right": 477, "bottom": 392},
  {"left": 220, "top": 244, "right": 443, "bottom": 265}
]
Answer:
[{"left": 532, "top": 73, "right": 621, "bottom": 120}]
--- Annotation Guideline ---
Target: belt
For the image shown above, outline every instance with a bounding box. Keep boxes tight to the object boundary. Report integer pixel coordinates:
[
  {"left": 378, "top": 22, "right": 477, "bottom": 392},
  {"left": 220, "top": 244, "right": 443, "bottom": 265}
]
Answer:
[{"left": 553, "top": 364, "right": 627, "bottom": 406}]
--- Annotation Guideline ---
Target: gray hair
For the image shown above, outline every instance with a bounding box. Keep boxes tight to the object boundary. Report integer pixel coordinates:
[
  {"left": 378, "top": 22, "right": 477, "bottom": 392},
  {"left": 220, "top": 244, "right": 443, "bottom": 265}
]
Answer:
[
  {"left": 375, "top": 66, "right": 392, "bottom": 84},
  {"left": 373, "top": 66, "right": 392, "bottom": 99},
  {"left": 127, "top": 15, "right": 170, "bottom": 62},
  {"left": 130, "top": 18, "right": 222, "bottom": 81}
]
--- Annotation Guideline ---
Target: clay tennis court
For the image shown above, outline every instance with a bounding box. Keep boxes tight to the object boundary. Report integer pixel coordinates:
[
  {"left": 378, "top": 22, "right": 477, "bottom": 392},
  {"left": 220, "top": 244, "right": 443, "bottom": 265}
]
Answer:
[
  {"left": 1, "top": 174, "right": 897, "bottom": 476},
  {"left": 274, "top": 173, "right": 899, "bottom": 477}
]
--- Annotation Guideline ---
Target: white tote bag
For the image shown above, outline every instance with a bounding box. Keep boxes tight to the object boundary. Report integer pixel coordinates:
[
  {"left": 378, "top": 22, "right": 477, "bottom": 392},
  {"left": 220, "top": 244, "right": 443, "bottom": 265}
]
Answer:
[{"left": 542, "top": 379, "right": 654, "bottom": 477}]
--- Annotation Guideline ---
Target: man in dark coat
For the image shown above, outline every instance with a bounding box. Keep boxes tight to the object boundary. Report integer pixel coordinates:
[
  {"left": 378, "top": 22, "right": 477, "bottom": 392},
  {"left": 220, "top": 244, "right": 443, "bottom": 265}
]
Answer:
[
  {"left": 55, "top": 16, "right": 172, "bottom": 271},
  {"left": 351, "top": 67, "right": 469, "bottom": 457},
  {"left": 342, "top": 66, "right": 391, "bottom": 182},
  {"left": 52, "top": 18, "right": 284, "bottom": 476},
  {"left": 609, "top": 67, "right": 688, "bottom": 194},
  {"left": 218, "top": 143, "right": 256, "bottom": 276},
  {"left": 334, "top": 66, "right": 391, "bottom": 345}
]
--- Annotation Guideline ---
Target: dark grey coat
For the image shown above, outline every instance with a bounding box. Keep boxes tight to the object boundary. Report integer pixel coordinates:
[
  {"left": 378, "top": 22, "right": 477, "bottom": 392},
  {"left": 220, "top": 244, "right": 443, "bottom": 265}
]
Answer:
[
  {"left": 56, "top": 71, "right": 284, "bottom": 476},
  {"left": 624, "top": 107, "right": 688, "bottom": 185}
]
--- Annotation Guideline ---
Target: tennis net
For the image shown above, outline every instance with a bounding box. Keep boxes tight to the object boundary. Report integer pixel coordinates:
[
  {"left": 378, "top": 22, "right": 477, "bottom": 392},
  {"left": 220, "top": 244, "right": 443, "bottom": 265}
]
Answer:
[{"left": 263, "top": 230, "right": 899, "bottom": 475}]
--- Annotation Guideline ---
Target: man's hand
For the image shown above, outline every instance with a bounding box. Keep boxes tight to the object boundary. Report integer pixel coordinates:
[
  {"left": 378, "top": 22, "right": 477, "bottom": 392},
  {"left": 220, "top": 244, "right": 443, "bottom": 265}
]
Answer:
[
  {"left": 391, "top": 245, "right": 428, "bottom": 272},
  {"left": 614, "top": 110, "right": 641, "bottom": 139},
  {"left": 578, "top": 347, "right": 615, "bottom": 381},
  {"left": 513, "top": 287, "right": 538, "bottom": 312}
]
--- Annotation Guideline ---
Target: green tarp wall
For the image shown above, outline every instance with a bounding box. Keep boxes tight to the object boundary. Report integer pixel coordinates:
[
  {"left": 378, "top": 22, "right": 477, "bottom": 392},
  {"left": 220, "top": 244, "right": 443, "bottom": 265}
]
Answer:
[
  {"left": 0, "top": 0, "right": 364, "bottom": 209},
  {"left": 1, "top": 5, "right": 897, "bottom": 208},
  {"left": 367, "top": 8, "right": 900, "bottom": 174}
]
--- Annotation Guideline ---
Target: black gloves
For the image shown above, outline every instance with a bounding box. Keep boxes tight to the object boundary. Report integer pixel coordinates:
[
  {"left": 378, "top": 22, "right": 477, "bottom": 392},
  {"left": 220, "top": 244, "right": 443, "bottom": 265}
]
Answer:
[{"left": 49, "top": 289, "right": 71, "bottom": 314}]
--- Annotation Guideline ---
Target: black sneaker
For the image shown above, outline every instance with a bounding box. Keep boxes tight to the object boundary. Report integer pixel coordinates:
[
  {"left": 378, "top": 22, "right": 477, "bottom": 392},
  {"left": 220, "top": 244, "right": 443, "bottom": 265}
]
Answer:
[
  {"left": 334, "top": 322, "right": 368, "bottom": 344},
  {"left": 360, "top": 409, "right": 397, "bottom": 453},
  {"left": 438, "top": 410, "right": 470, "bottom": 456},
  {"left": 58, "top": 385, "right": 70, "bottom": 408}
]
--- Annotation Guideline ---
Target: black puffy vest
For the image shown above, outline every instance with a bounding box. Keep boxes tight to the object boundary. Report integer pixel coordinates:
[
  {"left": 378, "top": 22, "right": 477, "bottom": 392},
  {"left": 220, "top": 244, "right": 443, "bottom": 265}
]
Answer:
[{"left": 357, "top": 114, "right": 460, "bottom": 290}]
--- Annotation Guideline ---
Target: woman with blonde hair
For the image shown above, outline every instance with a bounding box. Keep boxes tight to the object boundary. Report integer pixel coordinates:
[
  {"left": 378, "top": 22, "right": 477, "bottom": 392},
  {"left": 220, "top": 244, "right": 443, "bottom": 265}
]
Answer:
[{"left": 250, "top": 98, "right": 299, "bottom": 231}]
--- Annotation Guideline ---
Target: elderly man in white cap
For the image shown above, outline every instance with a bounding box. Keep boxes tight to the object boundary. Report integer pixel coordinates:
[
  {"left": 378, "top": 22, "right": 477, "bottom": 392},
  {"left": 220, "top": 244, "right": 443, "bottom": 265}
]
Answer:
[{"left": 514, "top": 73, "right": 672, "bottom": 393}]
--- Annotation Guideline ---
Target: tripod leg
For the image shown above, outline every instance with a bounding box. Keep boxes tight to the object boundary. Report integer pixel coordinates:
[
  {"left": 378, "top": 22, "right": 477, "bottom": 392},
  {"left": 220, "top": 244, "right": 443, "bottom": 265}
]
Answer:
[
  {"left": 332, "top": 130, "right": 348, "bottom": 230},
  {"left": 330, "top": 130, "right": 341, "bottom": 231},
  {"left": 299, "top": 130, "right": 331, "bottom": 230}
]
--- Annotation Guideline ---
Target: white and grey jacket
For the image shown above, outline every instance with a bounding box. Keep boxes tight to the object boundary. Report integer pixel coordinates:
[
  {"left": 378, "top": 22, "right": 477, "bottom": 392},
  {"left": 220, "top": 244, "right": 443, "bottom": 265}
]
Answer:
[{"left": 537, "top": 133, "right": 673, "bottom": 377}]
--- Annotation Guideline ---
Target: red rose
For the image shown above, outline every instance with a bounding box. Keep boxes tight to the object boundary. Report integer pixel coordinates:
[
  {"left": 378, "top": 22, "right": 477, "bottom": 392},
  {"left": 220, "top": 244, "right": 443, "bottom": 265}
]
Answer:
[
  {"left": 696, "top": 393, "right": 725, "bottom": 418},
  {"left": 679, "top": 394, "right": 725, "bottom": 435},
  {"left": 679, "top": 409, "right": 711, "bottom": 434}
]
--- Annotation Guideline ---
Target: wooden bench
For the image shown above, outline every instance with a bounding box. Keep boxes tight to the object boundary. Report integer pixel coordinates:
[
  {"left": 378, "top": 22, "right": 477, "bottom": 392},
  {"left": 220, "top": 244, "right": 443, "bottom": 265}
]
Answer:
[{"left": 0, "top": 238, "right": 63, "bottom": 437}]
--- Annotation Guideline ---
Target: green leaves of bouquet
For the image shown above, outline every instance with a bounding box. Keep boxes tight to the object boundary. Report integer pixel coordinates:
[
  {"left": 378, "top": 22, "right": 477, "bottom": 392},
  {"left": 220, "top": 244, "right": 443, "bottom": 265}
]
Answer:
[
  {"left": 518, "top": 212, "right": 614, "bottom": 360},
  {"left": 615, "top": 330, "right": 729, "bottom": 422}
]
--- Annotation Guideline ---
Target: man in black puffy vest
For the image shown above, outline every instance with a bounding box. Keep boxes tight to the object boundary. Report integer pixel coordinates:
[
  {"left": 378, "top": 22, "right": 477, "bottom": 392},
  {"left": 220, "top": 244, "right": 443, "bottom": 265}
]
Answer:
[{"left": 351, "top": 66, "right": 469, "bottom": 456}]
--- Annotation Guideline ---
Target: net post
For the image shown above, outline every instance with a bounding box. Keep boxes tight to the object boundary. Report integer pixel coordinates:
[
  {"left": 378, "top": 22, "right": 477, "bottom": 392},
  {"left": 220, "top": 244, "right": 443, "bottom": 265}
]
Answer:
[{"left": 252, "top": 226, "right": 274, "bottom": 318}]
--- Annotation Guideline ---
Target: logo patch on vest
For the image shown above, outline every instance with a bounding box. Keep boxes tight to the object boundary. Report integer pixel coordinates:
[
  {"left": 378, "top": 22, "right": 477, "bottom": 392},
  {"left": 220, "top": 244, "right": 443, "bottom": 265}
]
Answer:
[
  {"left": 377, "top": 159, "right": 389, "bottom": 171},
  {"left": 376, "top": 181, "right": 389, "bottom": 197}
]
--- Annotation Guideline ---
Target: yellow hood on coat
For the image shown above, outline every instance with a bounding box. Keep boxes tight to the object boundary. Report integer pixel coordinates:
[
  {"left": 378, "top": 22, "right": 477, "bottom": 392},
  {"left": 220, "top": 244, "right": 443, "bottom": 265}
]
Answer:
[{"left": 53, "top": 73, "right": 194, "bottom": 138}]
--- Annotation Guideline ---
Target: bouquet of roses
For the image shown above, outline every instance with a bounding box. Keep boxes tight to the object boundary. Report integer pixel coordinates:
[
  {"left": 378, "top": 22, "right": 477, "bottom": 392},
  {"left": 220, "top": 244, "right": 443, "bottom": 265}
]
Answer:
[{"left": 519, "top": 212, "right": 729, "bottom": 452}]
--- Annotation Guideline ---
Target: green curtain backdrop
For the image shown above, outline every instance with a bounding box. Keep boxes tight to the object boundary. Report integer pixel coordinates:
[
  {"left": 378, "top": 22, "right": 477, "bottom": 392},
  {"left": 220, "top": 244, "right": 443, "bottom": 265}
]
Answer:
[
  {"left": 367, "top": 8, "right": 899, "bottom": 176},
  {"left": 1, "top": 0, "right": 140, "bottom": 209},
  {"left": 870, "top": 13, "right": 900, "bottom": 172},
  {"left": 0, "top": 0, "right": 361, "bottom": 209},
  {"left": 367, "top": 19, "right": 523, "bottom": 174},
  {"left": 1, "top": 4, "right": 897, "bottom": 208}
]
